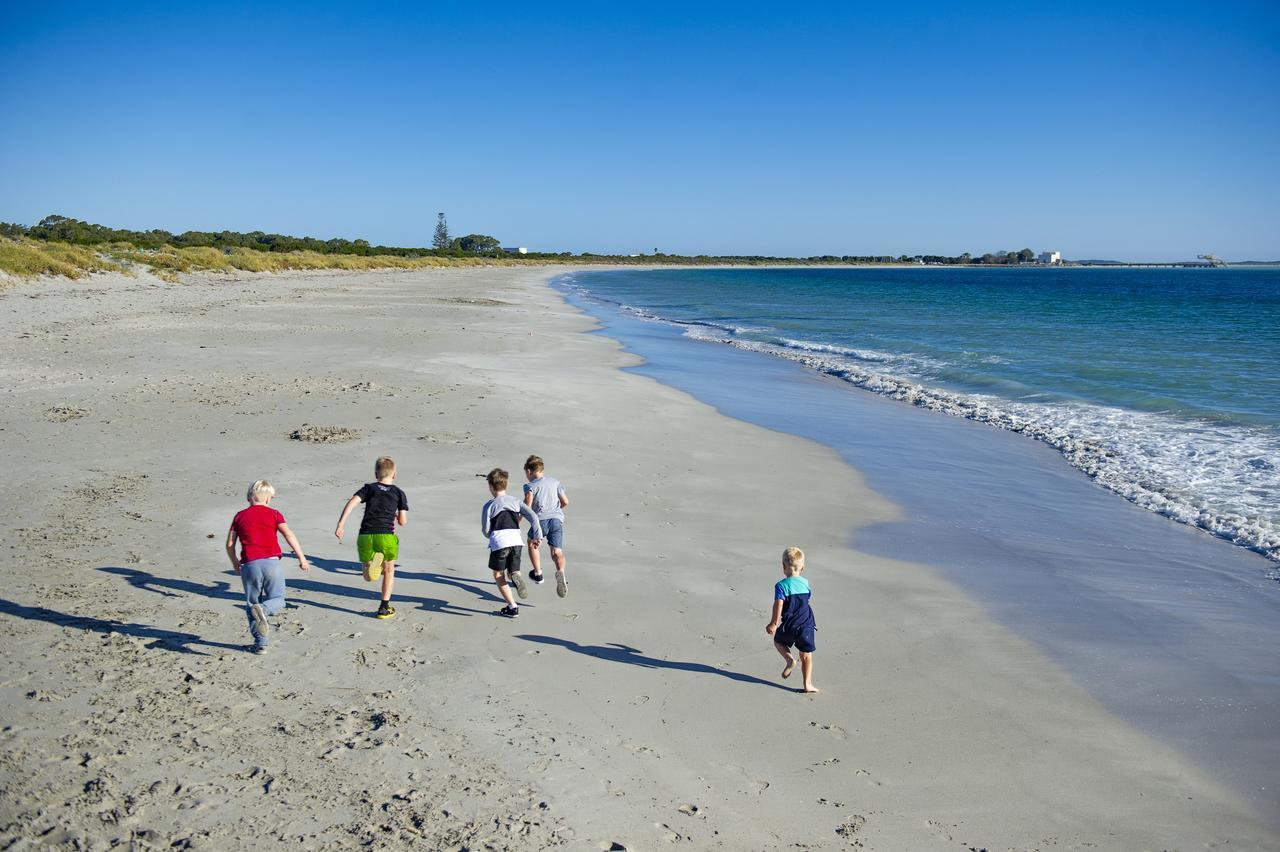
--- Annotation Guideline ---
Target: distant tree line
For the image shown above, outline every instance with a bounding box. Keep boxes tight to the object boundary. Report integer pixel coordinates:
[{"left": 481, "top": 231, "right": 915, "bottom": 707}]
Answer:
[
  {"left": 0, "top": 215, "right": 1053, "bottom": 266},
  {"left": 0, "top": 214, "right": 511, "bottom": 258}
]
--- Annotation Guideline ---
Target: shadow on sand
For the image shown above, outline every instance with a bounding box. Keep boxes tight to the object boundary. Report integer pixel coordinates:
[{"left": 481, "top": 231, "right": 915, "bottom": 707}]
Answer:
[
  {"left": 309, "top": 557, "right": 506, "bottom": 605},
  {"left": 515, "top": 634, "right": 794, "bottom": 692},
  {"left": 0, "top": 597, "right": 243, "bottom": 656},
  {"left": 101, "top": 561, "right": 486, "bottom": 618}
]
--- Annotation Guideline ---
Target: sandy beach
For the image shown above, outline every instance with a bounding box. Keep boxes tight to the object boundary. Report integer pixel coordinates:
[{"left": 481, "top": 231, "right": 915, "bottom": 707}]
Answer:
[{"left": 0, "top": 266, "right": 1275, "bottom": 850}]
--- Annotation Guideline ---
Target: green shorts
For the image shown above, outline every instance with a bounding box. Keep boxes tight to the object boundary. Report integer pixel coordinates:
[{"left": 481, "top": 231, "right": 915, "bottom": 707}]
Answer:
[{"left": 357, "top": 533, "right": 399, "bottom": 563}]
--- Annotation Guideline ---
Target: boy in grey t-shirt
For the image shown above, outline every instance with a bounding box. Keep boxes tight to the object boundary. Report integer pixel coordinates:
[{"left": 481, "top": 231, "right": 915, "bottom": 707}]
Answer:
[{"left": 523, "top": 455, "right": 569, "bottom": 597}]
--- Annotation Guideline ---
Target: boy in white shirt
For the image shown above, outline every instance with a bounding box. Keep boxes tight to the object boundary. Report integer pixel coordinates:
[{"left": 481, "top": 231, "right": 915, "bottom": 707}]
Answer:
[{"left": 481, "top": 468, "right": 542, "bottom": 618}]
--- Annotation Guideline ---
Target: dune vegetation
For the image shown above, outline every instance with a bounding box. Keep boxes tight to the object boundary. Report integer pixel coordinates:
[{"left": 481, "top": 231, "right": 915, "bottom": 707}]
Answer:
[
  {"left": 0, "top": 236, "right": 553, "bottom": 283},
  {"left": 0, "top": 212, "right": 977, "bottom": 284}
]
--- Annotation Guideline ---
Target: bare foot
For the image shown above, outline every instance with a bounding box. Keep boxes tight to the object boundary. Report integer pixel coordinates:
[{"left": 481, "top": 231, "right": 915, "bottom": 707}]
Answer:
[
  {"left": 781, "top": 657, "right": 797, "bottom": 679},
  {"left": 801, "top": 685, "right": 820, "bottom": 694}
]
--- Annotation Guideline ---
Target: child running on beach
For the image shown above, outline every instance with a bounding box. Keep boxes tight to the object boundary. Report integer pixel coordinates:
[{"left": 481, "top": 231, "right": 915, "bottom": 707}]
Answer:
[
  {"left": 481, "top": 467, "right": 542, "bottom": 618},
  {"left": 765, "top": 546, "right": 819, "bottom": 693},
  {"left": 335, "top": 456, "right": 408, "bottom": 620},
  {"left": 225, "top": 479, "right": 311, "bottom": 654},
  {"left": 522, "top": 455, "right": 570, "bottom": 597}
]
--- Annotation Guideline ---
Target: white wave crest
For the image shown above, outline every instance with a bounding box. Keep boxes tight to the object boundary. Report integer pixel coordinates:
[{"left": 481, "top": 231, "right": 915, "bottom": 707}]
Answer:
[
  {"left": 555, "top": 274, "right": 1280, "bottom": 565},
  {"left": 702, "top": 335, "right": 1280, "bottom": 564}
]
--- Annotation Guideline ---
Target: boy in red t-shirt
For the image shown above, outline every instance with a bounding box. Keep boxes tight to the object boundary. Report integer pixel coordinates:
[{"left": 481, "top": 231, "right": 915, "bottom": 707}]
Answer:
[{"left": 225, "top": 479, "right": 311, "bottom": 654}]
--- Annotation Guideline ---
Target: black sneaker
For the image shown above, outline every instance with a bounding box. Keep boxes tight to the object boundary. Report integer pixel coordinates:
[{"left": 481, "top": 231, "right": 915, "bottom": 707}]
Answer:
[
  {"left": 509, "top": 569, "right": 529, "bottom": 600},
  {"left": 500, "top": 605, "right": 519, "bottom": 618},
  {"left": 530, "top": 570, "right": 545, "bottom": 584},
  {"left": 249, "top": 644, "right": 268, "bottom": 655},
  {"left": 375, "top": 602, "right": 396, "bottom": 620}
]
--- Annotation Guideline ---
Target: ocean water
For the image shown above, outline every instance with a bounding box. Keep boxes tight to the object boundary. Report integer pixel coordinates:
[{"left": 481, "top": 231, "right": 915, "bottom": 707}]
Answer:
[{"left": 559, "top": 267, "right": 1280, "bottom": 566}]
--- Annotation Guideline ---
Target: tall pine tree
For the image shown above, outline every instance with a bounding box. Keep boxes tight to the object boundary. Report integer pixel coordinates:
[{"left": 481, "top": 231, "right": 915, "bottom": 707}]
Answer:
[{"left": 432, "top": 212, "right": 450, "bottom": 250}]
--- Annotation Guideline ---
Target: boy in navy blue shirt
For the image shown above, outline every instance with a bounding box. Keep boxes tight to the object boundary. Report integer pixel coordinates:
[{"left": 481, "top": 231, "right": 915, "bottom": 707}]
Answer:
[{"left": 766, "top": 547, "right": 819, "bottom": 693}]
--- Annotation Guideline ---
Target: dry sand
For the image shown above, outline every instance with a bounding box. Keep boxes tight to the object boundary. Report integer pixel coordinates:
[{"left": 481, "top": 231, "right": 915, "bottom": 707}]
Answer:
[{"left": 0, "top": 267, "right": 1274, "bottom": 850}]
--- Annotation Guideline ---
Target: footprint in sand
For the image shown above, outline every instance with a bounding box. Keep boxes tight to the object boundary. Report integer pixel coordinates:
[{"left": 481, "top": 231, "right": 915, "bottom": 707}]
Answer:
[
  {"left": 835, "top": 814, "right": 866, "bottom": 840},
  {"left": 655, "top": 823, "right": 685, "bottom": 843},
  {"left": 809, "top": 721, "right": 848, "bottom": 739},
  {"left": 855, "top": 768, "right": 882, "bottom": 786}
]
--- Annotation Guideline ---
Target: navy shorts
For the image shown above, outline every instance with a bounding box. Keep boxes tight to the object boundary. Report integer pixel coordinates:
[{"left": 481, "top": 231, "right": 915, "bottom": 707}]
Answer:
[
  {"left": 774, "top": 626, "right": 816, "bottom": 653},
  {"left": 538, "top": 518, "right": 564, "bottom": 549},
  {"left": 489, "top": 546, "right": 521, "bottom": 574}
]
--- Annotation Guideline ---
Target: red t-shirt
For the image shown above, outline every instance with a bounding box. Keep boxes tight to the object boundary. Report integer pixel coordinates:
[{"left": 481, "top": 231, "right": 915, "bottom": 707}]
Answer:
[{"left": 232, "top": 504, "right": 285, "bottom": 564}]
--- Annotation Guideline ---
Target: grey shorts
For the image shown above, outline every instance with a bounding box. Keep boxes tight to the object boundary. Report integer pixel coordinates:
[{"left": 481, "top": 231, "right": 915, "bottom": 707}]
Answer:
[{"left": 538, "top": 518, "right": 564, "bottom": 549}]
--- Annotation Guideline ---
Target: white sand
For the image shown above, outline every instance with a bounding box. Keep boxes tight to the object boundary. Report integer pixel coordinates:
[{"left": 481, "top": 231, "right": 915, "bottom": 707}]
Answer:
[{"left": 0, "top": 267, "right": 1274, "bottom": 850}]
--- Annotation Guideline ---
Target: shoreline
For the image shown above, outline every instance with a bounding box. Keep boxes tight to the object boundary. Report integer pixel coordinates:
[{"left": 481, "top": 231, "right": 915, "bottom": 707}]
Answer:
[
  {"left": 0, "top": 266, "right": 1275, "bottom": 848},
  {"left": 561, "top": 275, "right": 1280, "bottom": 821},
  {"left": 557, "top": 267, "right": 1280, "bottom": 569}
]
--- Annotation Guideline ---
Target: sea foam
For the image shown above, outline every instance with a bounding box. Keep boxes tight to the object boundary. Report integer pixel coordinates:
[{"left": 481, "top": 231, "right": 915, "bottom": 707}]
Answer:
[{"left": 560, "top": 275, "right": 1280, "bottom": 566}]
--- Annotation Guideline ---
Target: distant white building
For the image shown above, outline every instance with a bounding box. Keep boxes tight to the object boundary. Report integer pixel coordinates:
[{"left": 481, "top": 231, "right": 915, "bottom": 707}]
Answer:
[
  {"left": 1039, "top": 250, "right": 1062, "bottom": 265},
  {"left": 502, "top": 246, "right": 528, "bottom": 255}
]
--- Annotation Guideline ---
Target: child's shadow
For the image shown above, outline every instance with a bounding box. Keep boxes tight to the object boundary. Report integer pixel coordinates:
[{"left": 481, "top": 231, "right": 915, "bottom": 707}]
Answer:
[
  {"left": 305, "top": 557, "right": 491, "bottom": 615},
  {"left": 101, "top": 562, "right": 484, "bottom": 619},
  {"left": 515, "top": 634, "right": 793, "bottom": 691},
  {"left": 393, "top": 568, "right": 504, "bottom": 604},
  {"left": 100, "top": 565, "right": 363, "bottom": 617},
  {"left": 0, "top": 597, "right": 241, "bottom": 656}
]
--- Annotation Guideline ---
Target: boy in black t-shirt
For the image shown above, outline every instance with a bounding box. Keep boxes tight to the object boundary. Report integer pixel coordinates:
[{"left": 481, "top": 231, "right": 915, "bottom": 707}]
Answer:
[{"left": 335, "top": 456, "right": 409, "bottom": 619}]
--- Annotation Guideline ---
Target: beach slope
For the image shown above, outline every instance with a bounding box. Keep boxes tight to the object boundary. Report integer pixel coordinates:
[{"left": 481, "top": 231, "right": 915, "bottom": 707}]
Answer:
[{"left": 0, "top": 267, "right": 1273, "bottom": 849}]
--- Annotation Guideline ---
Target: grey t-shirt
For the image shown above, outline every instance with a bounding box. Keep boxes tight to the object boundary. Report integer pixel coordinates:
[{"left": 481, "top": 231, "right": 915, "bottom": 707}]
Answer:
[{"left": 523, "top": 475, "right": 566, "bottom": 522}]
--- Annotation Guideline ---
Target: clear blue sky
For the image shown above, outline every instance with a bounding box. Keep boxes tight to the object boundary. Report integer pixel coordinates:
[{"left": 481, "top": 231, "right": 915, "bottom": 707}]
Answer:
[{"left": 2, "top": 1, "right": 1277, "bottom": 260}]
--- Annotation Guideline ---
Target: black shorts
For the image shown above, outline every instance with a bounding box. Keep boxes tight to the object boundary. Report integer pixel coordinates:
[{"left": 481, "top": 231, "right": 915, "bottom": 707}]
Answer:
[
  {"left": 488, "top": 546, "right": 521, "bottom": 574},
  {"left": 774, "top": 626, "right": 816, "bottom": 653}
]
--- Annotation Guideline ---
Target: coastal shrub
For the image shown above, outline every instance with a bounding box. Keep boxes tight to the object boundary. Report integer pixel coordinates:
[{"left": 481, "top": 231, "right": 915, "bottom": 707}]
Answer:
[
  {"left": 0, "top": 236, "right": 558, "bottom": 281},
  {"left": 39, "top": 241, "right": 123, "bottom": 273},
  {"left": 174, "top": 246, "right": 234, "bottom": 271},
  {"left": 225, "top": 248, "right": 276, "bottom": 272},
  {"left": 0, "top": 237, "right": 124, "bottom": 280},
  {"left": 106, "top": 246, "right": 194, "bottom": 280}
]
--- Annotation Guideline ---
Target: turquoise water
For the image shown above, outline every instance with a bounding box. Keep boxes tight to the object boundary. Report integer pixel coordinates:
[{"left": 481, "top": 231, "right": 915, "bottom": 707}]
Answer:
[{"left": 560, "top": 267, "right": 1280, "bottom": 563}]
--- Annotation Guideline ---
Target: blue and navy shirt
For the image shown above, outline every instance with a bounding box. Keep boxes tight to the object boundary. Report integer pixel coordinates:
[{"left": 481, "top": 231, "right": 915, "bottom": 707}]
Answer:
[{"left": 774, "top": 575, "right": 815, "bottom": 633}]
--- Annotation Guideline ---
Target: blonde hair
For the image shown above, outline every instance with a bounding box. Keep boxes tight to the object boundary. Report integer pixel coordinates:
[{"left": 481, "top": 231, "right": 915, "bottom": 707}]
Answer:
[
  {"left": 524, "top": 455, "right": 544, "bottom": 473},
  {"left": 247, "top": 479, "right": 275, "bottom": 503},
  {"left": 782, "top": 546, "right": 805, "bottom": 574},
  {"left": 487, "top": 467, "right": 509, "bottom": 491},
  {"left": 375, "top": 456, "right": 396, "bottom": 479}
]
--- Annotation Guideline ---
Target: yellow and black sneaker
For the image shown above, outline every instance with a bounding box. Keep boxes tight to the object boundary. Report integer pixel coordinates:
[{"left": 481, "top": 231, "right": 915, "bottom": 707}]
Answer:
[
  {"left": 364, "top": 552, "right": 384, "bottom": 583},
  {"left": 375, "top": 601, "right": 396, "bottom": 620}
]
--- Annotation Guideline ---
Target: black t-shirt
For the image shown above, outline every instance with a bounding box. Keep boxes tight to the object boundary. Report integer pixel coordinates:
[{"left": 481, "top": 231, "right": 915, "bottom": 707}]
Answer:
[{"left": 356, "top": 482, "right": 409, "bottom": 535}]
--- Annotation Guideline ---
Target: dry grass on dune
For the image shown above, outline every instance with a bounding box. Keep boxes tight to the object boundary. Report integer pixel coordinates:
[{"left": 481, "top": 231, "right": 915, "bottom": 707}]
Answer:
[
  {"left": 0, "top": 236, "right": 557, "bottom": 282},
  {"left": 0, "top": 238, "right": 126, "bottom": 281}
]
